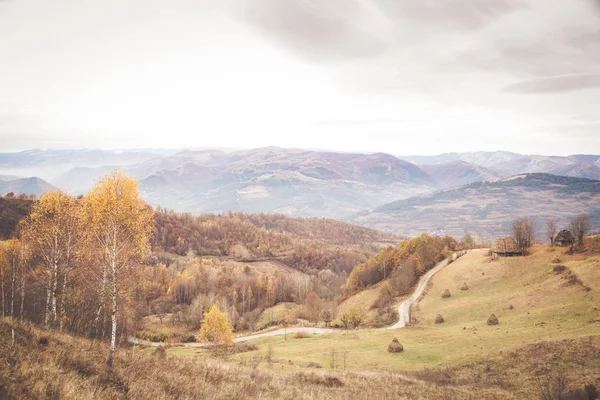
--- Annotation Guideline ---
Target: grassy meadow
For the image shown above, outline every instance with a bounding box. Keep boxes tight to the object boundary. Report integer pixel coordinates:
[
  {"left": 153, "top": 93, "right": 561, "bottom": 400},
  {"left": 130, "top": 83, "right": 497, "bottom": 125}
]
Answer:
[{"left": 158, "top": 246, "right": 600, "bottom": 372}]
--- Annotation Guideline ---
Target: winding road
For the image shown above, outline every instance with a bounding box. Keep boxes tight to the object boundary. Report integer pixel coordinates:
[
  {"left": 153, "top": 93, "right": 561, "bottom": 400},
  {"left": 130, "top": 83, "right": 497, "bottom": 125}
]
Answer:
[{"left": 130, "top": 251, "right": 475, "bottom": 348}]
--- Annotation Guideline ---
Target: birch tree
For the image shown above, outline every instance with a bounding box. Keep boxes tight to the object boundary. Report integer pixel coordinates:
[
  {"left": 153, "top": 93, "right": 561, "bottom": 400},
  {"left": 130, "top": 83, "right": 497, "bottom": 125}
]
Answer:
[
  {"left": 3, "top": 238, "right": 29, "bottom": 318},
  {"left": 21, "top": 191, "right": 77, "bottom": 327},
  {"left": 80, "top": 171, "right": 153, "bottom": 367}
]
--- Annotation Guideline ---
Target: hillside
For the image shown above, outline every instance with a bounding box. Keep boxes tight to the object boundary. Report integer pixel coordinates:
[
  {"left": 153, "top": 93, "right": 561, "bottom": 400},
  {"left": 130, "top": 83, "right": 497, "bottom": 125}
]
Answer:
[
  {"left": 401, "top": 150, "right": 598, "bottom": 176},
  {"left": 167, "top": 244, "right": 600, "bottom": 399},
  {"left": 352, "top": 173, "right": 600, "bottom": 238},
  {"left": 6, "top": 148, "right": 438, "bottom": 218},
  {"left": 153, "top": 211, "right": 400, "bottom": 275},
  {"left": 0, "top": 319, "right": 522, "bottom": 400},
  {"left": 421, "top": 161, "right": 502, "bottom": 189},
  {"left": 0, "top": 176, "right": 55, "bottom": 197},
  {"left": 138, "top": 148, "right": 435, "bottom": 218},
  {"left": 0, "top": 197, "right": 33, "bottom": 239}
]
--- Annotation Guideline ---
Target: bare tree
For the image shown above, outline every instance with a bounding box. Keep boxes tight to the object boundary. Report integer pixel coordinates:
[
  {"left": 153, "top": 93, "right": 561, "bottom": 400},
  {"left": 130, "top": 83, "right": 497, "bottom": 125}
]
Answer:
[
  {"left": 569, "top": 214, "right": 591, "bottom": 249},
  {"left": 512, "top": 218, "right": 534, "bottom": 251},
  {"left": 546, "top": 220, "right": 557, "bottom": 247}
]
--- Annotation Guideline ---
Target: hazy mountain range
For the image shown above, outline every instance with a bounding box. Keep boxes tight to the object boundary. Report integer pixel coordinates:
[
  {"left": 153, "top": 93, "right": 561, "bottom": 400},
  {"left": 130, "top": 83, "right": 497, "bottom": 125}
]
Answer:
[
  {"left": 352, "top": 173, "right": 600, "bottom": 239},
  {"left": 0, "top": 148, "right": 599, "bottom": 237}
]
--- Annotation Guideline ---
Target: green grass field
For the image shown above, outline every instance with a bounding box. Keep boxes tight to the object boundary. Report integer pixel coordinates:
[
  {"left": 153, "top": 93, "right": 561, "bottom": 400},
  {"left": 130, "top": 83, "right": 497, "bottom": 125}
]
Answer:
[{"left": 158, "top": 245, "right": 600, "bottom": 371}]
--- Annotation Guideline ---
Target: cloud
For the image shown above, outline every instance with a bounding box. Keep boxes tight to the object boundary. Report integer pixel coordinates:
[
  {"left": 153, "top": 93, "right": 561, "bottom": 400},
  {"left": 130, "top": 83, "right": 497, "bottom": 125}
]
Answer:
[
  {"left": 235, "top": 0, "right": 393, "bottom": 62},
  {"left": 502, "top": 73, "right": 600, "bottom": 94}
]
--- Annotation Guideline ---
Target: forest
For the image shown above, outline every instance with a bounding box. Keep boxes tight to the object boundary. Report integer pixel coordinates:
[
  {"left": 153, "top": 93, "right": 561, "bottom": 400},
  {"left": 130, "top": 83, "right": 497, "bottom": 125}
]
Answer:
[{"left": 0, "top": 170, "right": 477, "bottom": 367}]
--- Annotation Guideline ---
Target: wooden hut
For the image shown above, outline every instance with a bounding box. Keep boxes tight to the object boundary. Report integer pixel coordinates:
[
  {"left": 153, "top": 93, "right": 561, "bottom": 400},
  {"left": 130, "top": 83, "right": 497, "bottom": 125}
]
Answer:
[
  {"left": 491, "top": 237, "right": 522, "bottom": 257},
  {"left": 555, "top": 230, "right": 575, "bottom": 247}
]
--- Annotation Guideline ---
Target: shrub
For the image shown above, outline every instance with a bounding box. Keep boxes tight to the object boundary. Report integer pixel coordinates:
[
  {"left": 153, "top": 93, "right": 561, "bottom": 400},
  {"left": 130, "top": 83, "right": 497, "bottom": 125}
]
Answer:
[
  {"left": 487, "top": 313, "right": 499, "bottom": 326},
  {"left": 441, "top": 289, "right": 451, "bottom": 298},
  {"left": 232, "top": 342, "right": 258, "bottom": 354},
  {"left": 459, "top": 282, "right": 468, "bottom": 291},
  {"left": 38, "top": 336, "right": 49, "bottom": 346},
  {"left": 294, "top": 332, "right": 310, "bottom": 339},
  {"left": 370, "top": 294, "right": 394, "bottom": 310},
  {"left": 388, "top": 337, "right": 404, "bottom": 353},
  {"left": 553, "top": 265, "right": 567, "bottom": 274},
  {"left": 372, "top": 308, "right": 399, "bottom": 328},
  {"left": 183, "top": 335, "right": 196, "bottom": 343},
  {"left": 435, "top": 314, "right": 444, "bottom": 324}
]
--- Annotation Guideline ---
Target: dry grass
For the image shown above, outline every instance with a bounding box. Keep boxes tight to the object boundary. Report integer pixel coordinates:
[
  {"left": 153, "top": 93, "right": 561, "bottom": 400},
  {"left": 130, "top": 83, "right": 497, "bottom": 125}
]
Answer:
[{"left": 0, "top": 319, "right": 513, "bottom": 400}]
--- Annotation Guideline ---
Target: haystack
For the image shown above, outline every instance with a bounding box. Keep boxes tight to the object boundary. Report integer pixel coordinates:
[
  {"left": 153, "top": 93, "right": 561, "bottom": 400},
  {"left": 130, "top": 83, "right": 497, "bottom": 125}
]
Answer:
[
  {"left": 487, "top": 313, "right": 499, "bottom": 326},
  {"left": 459, "top": 282, "right": 469, "bottom": 291},
  {"left": 154, "top": 345, "right": 167, "bottom": 359},
  {"left": 435, "top": 314, "right": 444, "bottom": 324},
  {"left": 387, "top": 337, "right": 404, "bottom": 353},
  {"left": 441, "top": 289, "right": 451, "bottom": 298}
]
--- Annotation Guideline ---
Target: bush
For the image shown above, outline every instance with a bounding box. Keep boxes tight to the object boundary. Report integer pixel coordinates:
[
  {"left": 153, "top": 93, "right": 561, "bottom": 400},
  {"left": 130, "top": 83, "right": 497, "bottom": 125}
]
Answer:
[
  {"left": 183, "top": 335, "right": 196, "bottom": 343},
  {"left": 372, "top": 308, "right": 399, "bottom": 328},
  {"left": 434, "top": 314, "right": 444, "bottom": 324},
  {"left": 441, "top": 289, "right": 451, "bottom": 298},
  {"left": 553, "top": 265, "right": 567, "bottom": 274},
  {"left": 38, "top": 336, "right": 49, "bottom": 346},
  {"left": 294, "top": 332, "right": 311, "bottom": 339},
  {"left": 370, "top": 294, "right": 394, "bottom": 310},
  {"left": 232, "top": 341, "right": 258, "bottom": 353},
  {"left": 487, "top": 313, "right": 499, "bottom": 326},
  {"left": 388, "top": 337, "right": 404, "bottom": 353}
]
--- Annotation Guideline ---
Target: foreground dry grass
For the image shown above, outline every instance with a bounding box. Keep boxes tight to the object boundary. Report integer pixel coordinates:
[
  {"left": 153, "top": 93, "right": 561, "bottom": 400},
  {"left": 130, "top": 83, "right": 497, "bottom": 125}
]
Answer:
[{"left": 0, "top": 319, "right": 517, "bottom": 400}]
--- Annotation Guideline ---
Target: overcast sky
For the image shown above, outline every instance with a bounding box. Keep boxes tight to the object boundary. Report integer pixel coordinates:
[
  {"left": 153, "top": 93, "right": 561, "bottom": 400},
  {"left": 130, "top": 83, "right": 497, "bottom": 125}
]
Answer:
[{"left": 0, "top": 0, "right": 599, "bottom": 155}]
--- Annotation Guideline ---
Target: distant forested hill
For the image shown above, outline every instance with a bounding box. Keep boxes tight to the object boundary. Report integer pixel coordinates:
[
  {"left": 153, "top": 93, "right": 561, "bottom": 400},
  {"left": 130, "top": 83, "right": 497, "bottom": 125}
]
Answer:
[
  {"left": 153, "top": 210, "right": 401, "bottom": 275},
  {"left": 352, "top": 173, "right": 600, "bottom": 239}
]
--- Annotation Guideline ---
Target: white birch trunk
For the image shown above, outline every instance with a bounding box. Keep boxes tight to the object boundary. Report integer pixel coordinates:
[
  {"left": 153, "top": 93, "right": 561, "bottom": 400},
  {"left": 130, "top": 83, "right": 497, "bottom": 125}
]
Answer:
[
  {"left": 20, "top": 273, "right": 25, "bottom": 322},
  {"left": 107, "top": 257, "right": 118, "bottom": 367}
]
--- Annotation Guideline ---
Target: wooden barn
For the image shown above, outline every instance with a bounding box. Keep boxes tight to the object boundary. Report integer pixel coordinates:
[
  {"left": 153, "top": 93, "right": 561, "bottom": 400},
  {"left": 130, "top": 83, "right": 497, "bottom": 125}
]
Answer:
[
  {"left": 555, "top": 230, "right": 575, "bottom": 247},
  {"left": 492, "top": 237, "right": 522, "bottom": 257}
]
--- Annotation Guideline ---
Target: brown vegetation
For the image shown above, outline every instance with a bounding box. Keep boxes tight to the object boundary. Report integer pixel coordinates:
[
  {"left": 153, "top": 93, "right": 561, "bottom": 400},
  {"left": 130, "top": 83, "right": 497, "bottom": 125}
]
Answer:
[
  {"left": 0, "top": 319, "right": 518, "bottom": 400},
  {"left": 345, "top": 234, "right": 464, "bottom": 294}
]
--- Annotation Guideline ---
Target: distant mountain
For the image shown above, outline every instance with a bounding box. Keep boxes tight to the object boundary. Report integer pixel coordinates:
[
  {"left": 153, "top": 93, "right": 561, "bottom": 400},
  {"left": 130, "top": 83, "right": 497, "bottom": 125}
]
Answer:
[
  {"left": 0, "top": 149, "right": 171, "bottom": 181},
  {"left": 550, "top": 163, "right": 600, "bottom": 180},
  {"left": 4, "top": 148, "right": 600, "bottom": 220},
  {"left": 0, "top": 177, "right": 56, "bottom": 197},
  {"left": 400, "top": 151, "right": 599, "bottom": 180},
  {"left": 401, "top": 151, "right": 523, "bottom": 169},
  {"left": 421, "top": 161, "right": 502, "bottom": 189},
  {"left": 351, "top": 173, "right": 600, "bottom": 239},
  {"left": 139, "top": 148, "right": 436, "bottom": 218}
]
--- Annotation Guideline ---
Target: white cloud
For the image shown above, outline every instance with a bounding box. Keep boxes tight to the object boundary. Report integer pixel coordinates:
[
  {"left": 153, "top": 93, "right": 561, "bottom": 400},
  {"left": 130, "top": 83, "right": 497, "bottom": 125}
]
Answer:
[{"left": 0, "top": 0, "right": 599, "bottom": 155}]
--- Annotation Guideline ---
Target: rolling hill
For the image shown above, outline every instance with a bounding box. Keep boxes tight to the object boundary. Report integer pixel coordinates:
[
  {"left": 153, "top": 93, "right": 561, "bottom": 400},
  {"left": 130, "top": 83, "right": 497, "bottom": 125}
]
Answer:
[
  {"left": 0, "top": 176, "right": 56, "bottom": 197},
  {"left": 421, "top": 161, "right": 502, "bottom": 189},
  {"left": 351, "top": 173, "right": 600, "bottom": 238},
  {"left": 401, "top": 150, "right": 600, "bottom": 180},
  {"left": 4, "top": 148, "right": 600, "bottom": 220}
]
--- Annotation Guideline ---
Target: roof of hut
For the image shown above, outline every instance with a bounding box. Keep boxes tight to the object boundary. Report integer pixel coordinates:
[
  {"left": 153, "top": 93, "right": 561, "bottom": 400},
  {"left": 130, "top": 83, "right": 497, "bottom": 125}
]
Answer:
[
  {"left": 555, "top": 230, "right": 575, "bottom": 242},
  {"left": 491, "top": 237, "right": 520, "bottom": 254}
]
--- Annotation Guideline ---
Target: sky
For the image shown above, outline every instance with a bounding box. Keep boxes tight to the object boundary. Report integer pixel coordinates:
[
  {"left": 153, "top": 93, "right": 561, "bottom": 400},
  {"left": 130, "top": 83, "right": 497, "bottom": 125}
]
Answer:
[{"left": 0, "top": 0, "right": 599, "bottom": 156}]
